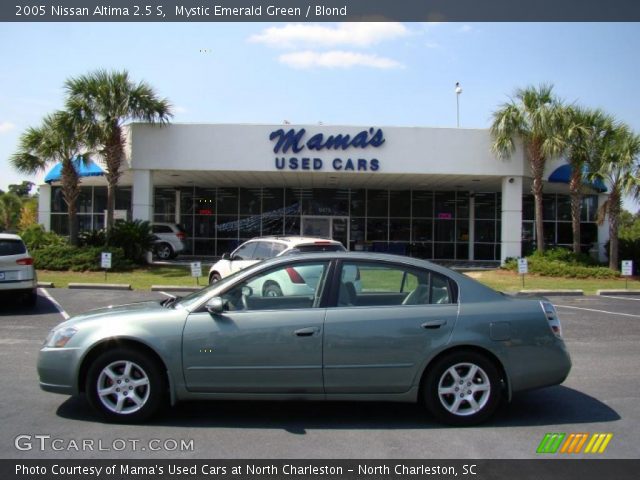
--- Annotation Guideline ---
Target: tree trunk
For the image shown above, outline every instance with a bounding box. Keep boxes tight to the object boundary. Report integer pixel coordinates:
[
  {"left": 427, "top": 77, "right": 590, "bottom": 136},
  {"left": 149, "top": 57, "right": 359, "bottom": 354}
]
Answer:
[
  {"left": 529, "top": 141, "right": 546, "bottom": 253},
  {"left": 608, "top": 191, "right": 621, "bottom": 270},
  {"left": 60, "top": 160, "right": 80, "bottom": 246},
  {"left": 569, "top": 167, "right": 582, "bottom": 254},
  {"left": 104, "top": 126, "right": 124, "bottom": 233}
]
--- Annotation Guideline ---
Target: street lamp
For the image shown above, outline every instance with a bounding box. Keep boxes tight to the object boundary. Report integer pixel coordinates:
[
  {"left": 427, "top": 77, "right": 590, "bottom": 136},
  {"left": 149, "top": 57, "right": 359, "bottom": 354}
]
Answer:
[{"left": 455, "top": 82, "right": 462, "bottom": 128}]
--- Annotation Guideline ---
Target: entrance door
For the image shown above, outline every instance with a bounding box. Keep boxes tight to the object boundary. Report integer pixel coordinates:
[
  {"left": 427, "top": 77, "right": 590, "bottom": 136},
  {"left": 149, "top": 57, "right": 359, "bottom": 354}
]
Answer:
[{"left": 301, "top": 216, "right": 349, "bottom": 248}]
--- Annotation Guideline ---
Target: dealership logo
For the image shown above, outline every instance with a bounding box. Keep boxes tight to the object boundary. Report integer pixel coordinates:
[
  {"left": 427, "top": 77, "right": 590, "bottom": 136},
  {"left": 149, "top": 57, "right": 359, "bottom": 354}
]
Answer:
[
  {"left": 536, "top": 432, "right": 613, "bottom": 454},
  {"left": 270, "top": 127, "right": 383, "bottom": 172}
]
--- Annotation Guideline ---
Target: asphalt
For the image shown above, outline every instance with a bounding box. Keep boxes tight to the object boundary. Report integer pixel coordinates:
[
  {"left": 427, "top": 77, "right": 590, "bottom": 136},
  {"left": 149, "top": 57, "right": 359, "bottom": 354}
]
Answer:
[{"left": 0, "top": 289, "right": 638, "bottom": 459}]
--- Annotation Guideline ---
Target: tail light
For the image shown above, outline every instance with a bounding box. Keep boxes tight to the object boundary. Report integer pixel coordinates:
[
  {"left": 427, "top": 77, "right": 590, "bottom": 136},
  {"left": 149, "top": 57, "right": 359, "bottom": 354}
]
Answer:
[
  {"left": 540, "top": 301, "right": 563, "bottom": 338},
  {"left": 176, "top": 232, "right": 186, "bottom": 241},
  {"left": 16, "top": 257, "right": 34, "bottom": 266},
  {"left": 285, "top": 267, "right": 305, "bottom": 284}
]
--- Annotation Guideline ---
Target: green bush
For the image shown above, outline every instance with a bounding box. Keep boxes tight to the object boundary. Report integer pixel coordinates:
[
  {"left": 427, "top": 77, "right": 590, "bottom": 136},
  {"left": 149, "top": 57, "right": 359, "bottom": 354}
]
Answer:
[
  {"left": 604, "top": 238, "right": 640, "bottom": 275},
  {"left": 33, "top": 245, "right": 134, "bottom": 272},
  {"left": 106, "top": 220, "right": 154, "bottom": 264},
  {"left": 79, "top": 229, "right": 107, "bottom": 247},
  {"left": 503, "top": 247, "right": 619, "bottom": 279},
  {"left": 19, "top": 224, "right": 66, "bottom": 251}
]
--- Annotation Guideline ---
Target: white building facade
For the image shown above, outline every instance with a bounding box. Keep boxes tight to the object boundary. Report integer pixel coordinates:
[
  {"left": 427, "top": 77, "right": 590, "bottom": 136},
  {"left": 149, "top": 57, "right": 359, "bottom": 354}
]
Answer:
[{"left": 38, "top": 123, "right": 609, "bottom": 264}]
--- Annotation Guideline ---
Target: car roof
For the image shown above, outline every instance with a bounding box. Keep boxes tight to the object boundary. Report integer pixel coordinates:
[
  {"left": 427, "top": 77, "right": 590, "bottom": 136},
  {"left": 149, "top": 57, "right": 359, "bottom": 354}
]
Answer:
[
  {"left": 245, "top": 236, "right": 341, "bottom": 246},
  {"left": 0, "top": 233, "right": 23, "bottom": 241}
]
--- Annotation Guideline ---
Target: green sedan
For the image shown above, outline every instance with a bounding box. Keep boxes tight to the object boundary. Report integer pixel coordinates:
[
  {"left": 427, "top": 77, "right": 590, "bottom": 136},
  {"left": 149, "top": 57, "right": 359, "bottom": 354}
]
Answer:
[{"left": 38, "top": 252, "right": 571, "bottom": 425}]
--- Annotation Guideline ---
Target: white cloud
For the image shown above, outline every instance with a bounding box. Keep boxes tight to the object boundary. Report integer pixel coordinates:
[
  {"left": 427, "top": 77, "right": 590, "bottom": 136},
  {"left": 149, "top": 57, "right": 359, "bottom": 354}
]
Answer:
[
  {"left": 0, "top": 121, "right": 15, "bottom": 134},
  {"left": 249, "top": 23, "right": 409, "bottom": 49},
  {"left": 278, "top": 50, "right": 403, "bottom": 70}
]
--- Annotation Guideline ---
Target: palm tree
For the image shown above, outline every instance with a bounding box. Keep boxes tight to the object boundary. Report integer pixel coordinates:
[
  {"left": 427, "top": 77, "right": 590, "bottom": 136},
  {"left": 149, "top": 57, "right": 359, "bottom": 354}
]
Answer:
[
  {"left": 491, "top": 84, "right": 565, "bottom": 253},
  {"left": 561, "top": 107, "right": 614, "bottom": 254},
  {"left": 591, "top": 124, "right": 640, "bottom": 270},
  {"left": 11, "top": 111, "right": 89, "bottom": 245},
  {"left": 65, "top": 70, "right": 172, "bottom": 231}
]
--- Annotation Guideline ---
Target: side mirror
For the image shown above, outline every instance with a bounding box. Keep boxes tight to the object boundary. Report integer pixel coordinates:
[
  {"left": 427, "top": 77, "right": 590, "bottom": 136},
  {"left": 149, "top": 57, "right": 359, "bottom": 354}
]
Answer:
[
  {"left": 221, "top": 252, "right": 230, "bottom": 260},
  {"left": 205, "top": 297, "right": 227, "bottom": 314}
]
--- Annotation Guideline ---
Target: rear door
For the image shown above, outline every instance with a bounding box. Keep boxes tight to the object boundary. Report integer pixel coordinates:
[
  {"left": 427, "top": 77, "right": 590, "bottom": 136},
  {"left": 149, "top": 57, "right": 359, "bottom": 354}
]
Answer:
[{"left": 322, "top": 260, "right": 458, "bottom": 394}]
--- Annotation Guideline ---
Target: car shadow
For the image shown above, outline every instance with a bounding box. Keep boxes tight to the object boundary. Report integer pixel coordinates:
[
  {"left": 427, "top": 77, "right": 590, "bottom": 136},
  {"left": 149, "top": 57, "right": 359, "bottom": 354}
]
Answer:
[
  {"left": 56, "top": 385, "right": 619, "bottom": 431},
  {"left": 0, "top": 292, "right": 59, "bottom": 316}
]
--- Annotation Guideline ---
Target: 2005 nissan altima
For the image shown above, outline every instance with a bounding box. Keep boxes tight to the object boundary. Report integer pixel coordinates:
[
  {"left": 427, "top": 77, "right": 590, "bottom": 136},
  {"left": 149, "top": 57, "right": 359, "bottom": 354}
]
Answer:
[{"left": 38, "top": 252, "right": 571, "bottom": 425}]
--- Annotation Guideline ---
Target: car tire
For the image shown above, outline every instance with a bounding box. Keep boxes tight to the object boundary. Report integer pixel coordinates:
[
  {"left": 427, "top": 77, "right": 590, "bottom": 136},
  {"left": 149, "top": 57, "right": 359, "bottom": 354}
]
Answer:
[
  {"left": 209, "top": 272, "right": 222, "bottom": 284},
  {"left": 154, "top": 243, "right": 174, "bottom": 260},
  {"left": 86, "top": 348, "right": 166, "bottom": 423},
  {"left": 262, "top": 282, "right": 283, "bottom": 297},
  {"left": 24, "top": 289, "right": 38, "bottom": 307},
  {"left": 423, "top": 351, "right": 502, "bottom": 426}
]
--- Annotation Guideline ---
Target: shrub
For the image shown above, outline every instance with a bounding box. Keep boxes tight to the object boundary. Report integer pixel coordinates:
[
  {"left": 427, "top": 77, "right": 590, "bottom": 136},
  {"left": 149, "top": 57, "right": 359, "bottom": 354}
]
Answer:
[
  {"left": 19, "top": 224, "right": 66, "bottom": 251},
  {"left": 33, "top": 245, "right": 133, "bottom": 272},
  {"left": 503, "top": 247, "right": 619, "bottom": 279},
  {"left": 106, "top": 220, "right": 154, "bottom": 264},
  {"left": 79, "top": 229, "right": 107, "bottom": 247},
  {"left": 604, "top": 238, "right": 640, "bottom": 275}
]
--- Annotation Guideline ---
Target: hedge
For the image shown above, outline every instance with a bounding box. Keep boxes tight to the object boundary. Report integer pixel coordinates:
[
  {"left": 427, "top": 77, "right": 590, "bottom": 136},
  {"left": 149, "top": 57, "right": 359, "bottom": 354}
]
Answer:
[{"left": 33, "top": 245, "right": 134, "bottom": 272}]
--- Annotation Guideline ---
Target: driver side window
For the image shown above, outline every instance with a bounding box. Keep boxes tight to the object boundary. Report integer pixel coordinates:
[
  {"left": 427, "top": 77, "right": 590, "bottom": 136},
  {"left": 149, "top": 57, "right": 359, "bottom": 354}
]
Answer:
[{"left": 220, "top": 262, "right": 330, "bottom": 311}]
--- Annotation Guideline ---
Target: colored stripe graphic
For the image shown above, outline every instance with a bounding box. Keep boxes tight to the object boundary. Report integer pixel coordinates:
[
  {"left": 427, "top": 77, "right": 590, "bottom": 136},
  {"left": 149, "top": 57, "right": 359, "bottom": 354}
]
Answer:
[
  {"left": 584, "top": 433, "right": 613, "bottom": 454},
  {"left": 537, "top": 433, "right": 613, "bottom": 454},
  {"left": 536, "top": 433, "right": 566, "bottom": 453}
]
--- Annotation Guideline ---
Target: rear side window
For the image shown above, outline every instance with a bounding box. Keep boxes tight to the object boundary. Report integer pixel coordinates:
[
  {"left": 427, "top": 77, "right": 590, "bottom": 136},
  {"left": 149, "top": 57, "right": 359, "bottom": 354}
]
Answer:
[
  {"left": 152, "top": 225, "right": 172, "bottom": 234},
  {"left": 0, "top": 239, "right": 27, "bottom": 256},
  {"left": 288, "top": 244, "right": 345, "bottom": 254}
]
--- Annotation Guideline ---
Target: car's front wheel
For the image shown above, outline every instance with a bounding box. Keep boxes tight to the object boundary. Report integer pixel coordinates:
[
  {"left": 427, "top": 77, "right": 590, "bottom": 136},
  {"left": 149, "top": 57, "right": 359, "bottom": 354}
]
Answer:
[
  {"left": 423, "top": 351, "right": 502, "bottom": 426},
  {"left": 86, "top": 348, "right": 166, "bottom": 423},
  {"left": 209, "top": 272, "right": 222, "bottom": 284},
  {"left": 154, "top": 243, "right": 174, "bottom": 260}
]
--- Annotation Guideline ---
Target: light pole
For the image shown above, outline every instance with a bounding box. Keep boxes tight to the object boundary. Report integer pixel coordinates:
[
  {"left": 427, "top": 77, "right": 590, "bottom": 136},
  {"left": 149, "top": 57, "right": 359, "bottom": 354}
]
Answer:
[{"left": 455, "top": 82, "right": 462, "bottom": 127}]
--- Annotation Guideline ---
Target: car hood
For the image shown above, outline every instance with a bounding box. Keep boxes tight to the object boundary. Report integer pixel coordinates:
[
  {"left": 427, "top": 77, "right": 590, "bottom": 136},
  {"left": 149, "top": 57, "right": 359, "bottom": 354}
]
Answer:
[{"left": 56, "top": 301, "right": 168, "bottom": 329}]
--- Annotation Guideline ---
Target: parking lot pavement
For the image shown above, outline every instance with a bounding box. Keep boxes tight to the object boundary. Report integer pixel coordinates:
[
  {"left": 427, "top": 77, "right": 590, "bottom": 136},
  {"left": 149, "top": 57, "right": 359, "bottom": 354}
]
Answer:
[{"left": 0, "top": 291, "right": 638, "bottom": 459}]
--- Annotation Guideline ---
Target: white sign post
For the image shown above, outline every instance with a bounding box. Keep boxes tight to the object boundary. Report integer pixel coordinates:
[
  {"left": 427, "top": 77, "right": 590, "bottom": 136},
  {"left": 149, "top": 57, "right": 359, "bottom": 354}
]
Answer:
[
  {"left": 518, "top": 258, "right": 528, "bottom": 288},
  {"left": 190, "top": 262, "right": 202, "bottom": 286},
  {"left": 621, "top": 260, "right": 633, "bottom": 289},
  {"left": 101, "top": 252, "right": 112, "bottom": 281}
]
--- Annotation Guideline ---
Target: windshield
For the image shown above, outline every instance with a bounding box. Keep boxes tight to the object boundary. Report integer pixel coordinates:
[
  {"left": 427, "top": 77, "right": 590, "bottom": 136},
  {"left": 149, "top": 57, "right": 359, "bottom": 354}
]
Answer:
[{"left": 173, "top": 267, "right": 248, "bottom": 310}]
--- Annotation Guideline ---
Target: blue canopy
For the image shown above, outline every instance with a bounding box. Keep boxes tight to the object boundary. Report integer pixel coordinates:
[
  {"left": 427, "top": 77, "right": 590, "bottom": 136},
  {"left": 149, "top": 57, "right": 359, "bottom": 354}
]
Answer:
[
  {"left": 548, "top": 163, "right": 607, "bottom": 193},
  {"left": 44, "top": 157, "right": 104, "bottom": 183}
]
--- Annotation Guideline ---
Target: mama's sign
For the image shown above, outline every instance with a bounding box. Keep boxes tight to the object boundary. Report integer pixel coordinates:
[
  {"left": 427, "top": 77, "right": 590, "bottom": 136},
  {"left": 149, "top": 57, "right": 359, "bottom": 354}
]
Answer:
[{"left": 269, "top": 127, "right": 384, "bottom": 172}]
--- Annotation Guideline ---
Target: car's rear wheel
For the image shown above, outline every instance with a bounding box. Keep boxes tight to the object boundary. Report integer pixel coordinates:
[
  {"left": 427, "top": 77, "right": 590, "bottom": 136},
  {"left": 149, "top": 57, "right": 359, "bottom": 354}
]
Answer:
[
  {"left": 209, "top": 272, "right": 222, "bottom": 284},
  {"left": 154, "top": 243, "right": 174, "bottom": 260},
  {"left": 423, "top": 351, "right": 502, "bottom": 426},
  {"left": 263, "top": 282, "right": 283, "bottom": 297},
  {"left": 86, "top": 348, "right": 166, "bottom": 423}
]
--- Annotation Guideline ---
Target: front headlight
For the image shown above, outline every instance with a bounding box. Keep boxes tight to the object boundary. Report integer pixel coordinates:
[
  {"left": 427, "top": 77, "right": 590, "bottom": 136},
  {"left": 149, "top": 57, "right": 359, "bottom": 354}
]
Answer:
[{"left": 44, "top": 326, "right": 78, "bottom": 348}]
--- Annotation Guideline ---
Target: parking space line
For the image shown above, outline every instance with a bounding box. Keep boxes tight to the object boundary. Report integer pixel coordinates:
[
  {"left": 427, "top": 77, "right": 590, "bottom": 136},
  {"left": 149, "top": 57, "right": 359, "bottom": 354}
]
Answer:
[
  {"left": 554, "top": 304, "right": 640, "bottom": 318},
  {"left": 598, "top": 295, "right": 640, "bottom": 301},
  {"left": 158, "top": 291, "right": 176, "bottom": 298},
  {"left": 39, "top": 288, "right": 70, "bottom": 320}
]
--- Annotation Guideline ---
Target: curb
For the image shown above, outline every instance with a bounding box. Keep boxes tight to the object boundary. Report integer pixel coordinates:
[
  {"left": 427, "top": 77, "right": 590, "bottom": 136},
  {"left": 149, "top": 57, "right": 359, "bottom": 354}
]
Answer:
[
  {"left": 68, "top": 283, "right": 132, "bottom": 291},
  {"left": 517, "top": 289, "right": 584, "bottom": 297},
  {"left": 596, "top": 289, "right": 640, "bottom": 296},
  {"left": 151, "top": 285, "right": 201, "bottom": 292},
  {"left": 37, "top": 282, "right": 55, "bottom": 288}
]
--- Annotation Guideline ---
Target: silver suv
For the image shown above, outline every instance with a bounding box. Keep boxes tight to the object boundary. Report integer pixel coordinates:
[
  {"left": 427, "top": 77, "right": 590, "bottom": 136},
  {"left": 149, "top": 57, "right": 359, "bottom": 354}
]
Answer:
[
  {"left": 151, "top": 223, "right": 187, "bottom": 260},
  {"left": 0, "top": 233, "right": 38, "bottom": 306}
]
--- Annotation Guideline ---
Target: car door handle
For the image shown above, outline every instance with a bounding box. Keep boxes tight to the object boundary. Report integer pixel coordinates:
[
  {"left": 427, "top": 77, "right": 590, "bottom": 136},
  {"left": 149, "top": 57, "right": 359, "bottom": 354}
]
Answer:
[
  {"left": 294, "top": 327, "right": 319, "bottom": 337},
  {"left": 421, "top": 320, "right": 447, "bottom": 329}
]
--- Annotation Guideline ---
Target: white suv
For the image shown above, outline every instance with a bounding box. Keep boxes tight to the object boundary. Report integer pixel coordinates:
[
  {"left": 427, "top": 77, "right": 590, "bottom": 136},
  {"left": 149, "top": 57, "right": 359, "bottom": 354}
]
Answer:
[
  {"left": 0, "top": 233, "right": 38, "bottom": 306},
  {"left": 208, "top": 236, "right": 345, "bottom": 285},
  {"left": 151, "top": 223, "right": 187, "bottom": 260}
]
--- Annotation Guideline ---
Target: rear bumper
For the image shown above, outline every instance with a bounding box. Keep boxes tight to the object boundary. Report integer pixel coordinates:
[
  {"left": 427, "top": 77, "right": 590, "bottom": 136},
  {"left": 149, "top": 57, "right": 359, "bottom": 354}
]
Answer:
[
  {"left": 507, "top": 340, "right": 572, "bottom": 393},
  {"left": 0, "top": 278, "right": 37, "bottom": 291}
]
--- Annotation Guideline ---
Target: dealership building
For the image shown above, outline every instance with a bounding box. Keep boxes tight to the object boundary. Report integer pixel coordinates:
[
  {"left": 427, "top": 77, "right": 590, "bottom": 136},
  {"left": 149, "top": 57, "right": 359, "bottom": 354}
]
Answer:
[{"left": 38, "top": 123, "right": 610, "bottom": 264}]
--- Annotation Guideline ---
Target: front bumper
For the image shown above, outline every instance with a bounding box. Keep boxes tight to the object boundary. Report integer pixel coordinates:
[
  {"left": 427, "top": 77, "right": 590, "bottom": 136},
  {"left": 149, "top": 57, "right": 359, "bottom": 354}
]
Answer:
[{"left": 37, "top": 347, "right": 83, "bottom": 396}]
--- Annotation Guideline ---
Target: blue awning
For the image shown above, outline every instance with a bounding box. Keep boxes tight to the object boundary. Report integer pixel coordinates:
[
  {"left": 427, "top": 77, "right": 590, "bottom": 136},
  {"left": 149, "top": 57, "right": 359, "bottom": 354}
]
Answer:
[
  {"left": 548, "top": 164, "right": 607, "bottom": 193},
  {"left": 44, "top": 157, "right": 104, "bottom": 183}
]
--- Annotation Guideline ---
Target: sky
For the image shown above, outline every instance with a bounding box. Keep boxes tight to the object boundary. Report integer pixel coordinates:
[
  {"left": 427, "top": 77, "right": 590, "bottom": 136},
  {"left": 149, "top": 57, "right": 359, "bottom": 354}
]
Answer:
[{"left": 1, "top": 22, "right": 639, "bottom": 211}]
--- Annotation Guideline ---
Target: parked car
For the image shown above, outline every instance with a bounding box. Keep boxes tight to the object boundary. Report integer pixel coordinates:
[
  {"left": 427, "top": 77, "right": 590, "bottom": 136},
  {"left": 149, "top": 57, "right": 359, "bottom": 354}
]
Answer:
[
  {"left": 0, "top": 233, "right": 38, "bottom": 306},
  {"left": 151, "top": 223, "right": 187, "bottom": 260},
  {"left": 208, "top": 236, "right": 345, "bottom": 284},
  {"left": 38, "top": 252, "right": 571, "bottom": 425}
]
